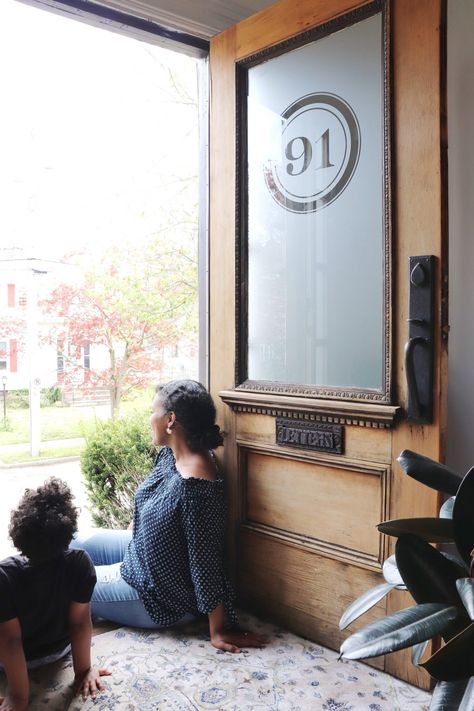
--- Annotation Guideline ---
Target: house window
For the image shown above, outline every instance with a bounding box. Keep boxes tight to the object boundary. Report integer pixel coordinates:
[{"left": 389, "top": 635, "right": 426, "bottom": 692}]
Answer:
[
  {"left": 0, "top": 341, "right": 7, "bottom": 370},
  {"left": 7, "top": 284, "right": 15, "bottom": 307},
  {"left": 83, "top": 343, "right": 90, "bottom": 370},
  {"left": 57, "top": 340, "right": 64, "bottom": 373}
]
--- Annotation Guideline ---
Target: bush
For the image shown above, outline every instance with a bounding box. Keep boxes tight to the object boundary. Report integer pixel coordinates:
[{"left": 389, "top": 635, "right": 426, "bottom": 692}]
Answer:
[
  {"left": 81, "top": 411, "right": 156, "bottom": 528},
  {"left": 5, "top": 387, "right": 63, "bottom": 409},
  {"left": 42, "top": 386, "right": 62, "bottom": 405},
  {"left": 7, "top": 389, "right": 29, "bottom": 409}
]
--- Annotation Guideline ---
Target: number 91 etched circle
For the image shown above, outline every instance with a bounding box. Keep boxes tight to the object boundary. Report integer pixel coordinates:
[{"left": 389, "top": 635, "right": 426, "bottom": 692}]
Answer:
[{"left": 263, "top": 92, "right": 361, "bottom": 214}]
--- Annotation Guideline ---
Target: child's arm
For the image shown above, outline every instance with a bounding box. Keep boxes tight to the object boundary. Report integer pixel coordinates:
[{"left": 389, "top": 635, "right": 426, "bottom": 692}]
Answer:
[
  {"left": 68, "top": 601, "right": 111, "bottom": 701},
  {"left": 0, "top": 618, "right": 29, "bottom": 711}
]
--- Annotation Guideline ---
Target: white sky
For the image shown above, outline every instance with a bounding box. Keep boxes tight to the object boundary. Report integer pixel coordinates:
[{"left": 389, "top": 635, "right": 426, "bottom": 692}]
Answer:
[{"left": 0, "top": 0, "right": 199, "bottom": 260}]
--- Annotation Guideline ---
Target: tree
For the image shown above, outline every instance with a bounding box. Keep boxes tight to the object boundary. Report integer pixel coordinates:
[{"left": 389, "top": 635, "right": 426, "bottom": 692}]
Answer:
[{"left": 41, "top": 237, "right": 197, "bottom": 416}]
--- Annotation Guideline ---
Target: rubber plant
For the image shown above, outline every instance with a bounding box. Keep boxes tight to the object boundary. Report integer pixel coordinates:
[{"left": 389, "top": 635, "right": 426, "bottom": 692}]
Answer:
[{"left": 339, "top": 450, "right": 474, "bottom": 711}]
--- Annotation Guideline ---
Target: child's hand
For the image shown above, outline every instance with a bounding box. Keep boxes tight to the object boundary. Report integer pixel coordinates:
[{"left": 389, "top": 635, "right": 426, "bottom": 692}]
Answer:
[
  {"left": 73, "top": 667, "right": 112, "bottom": 700},
  {"left": 0, "top": 695, "right": 27, "bottom": 711}
]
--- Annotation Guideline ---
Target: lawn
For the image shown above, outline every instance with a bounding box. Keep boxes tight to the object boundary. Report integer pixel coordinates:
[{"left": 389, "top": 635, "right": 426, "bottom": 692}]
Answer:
[
  {"left": 0, "top": 443, "right": 85, "bottom": 464},
  {"left": 0, "top": 391, "right": 152, "bottom": 446}
]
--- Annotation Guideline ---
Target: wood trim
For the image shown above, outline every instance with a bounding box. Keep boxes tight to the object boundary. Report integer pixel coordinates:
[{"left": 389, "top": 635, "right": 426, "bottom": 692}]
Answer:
[
  {"left": 386, "top": 0, "right": 447, "bottom": 688},
  {"left": 220, "top": 388, "right": 400, "bottom": 428},
  {"left": 241, "top": 522, "right": 383, "bottom": 570},
  {"left": 234, "top": 1, "right": 393, "bottom": 404},
  {"left": 234, "top": 0, "right": 375, "bottom": 59}
]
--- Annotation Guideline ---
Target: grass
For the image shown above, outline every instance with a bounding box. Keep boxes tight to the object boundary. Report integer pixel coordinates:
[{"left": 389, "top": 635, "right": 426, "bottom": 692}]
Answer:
[
  {"left": 0, "top": 443, "right": 85, "bottom": 464},
  {"left": 0, "top": 390, "right": 152, "bottom": 447}
]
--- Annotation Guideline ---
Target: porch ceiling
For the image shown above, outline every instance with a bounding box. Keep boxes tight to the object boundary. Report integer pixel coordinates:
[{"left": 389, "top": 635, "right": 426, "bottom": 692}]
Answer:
[{"left": 87, "top": 0, "right": 277, "bottom": 39}]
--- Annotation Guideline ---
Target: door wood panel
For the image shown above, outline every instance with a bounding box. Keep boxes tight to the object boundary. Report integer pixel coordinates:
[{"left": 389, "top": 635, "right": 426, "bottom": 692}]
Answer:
[
  {"left": 245, "top": 451, "right": 387, "bottom": 559},
  {"left": 239, "top": 527, "right": 386, "bottom": 668}
]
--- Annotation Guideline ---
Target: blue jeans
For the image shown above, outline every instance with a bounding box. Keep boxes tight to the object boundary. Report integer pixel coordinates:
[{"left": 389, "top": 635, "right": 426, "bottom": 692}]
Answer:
[{"left": 71, "top": 529, "right": 194, "bottom": 629}]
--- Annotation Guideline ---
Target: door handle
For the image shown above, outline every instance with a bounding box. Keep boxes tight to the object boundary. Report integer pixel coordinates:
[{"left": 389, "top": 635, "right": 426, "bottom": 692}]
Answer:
[
  {"left": 404, "top": 336, "right": 427, "bottom": 421},
  {"left": 404, "top": 256, "right": 435, "bottom": 423}
]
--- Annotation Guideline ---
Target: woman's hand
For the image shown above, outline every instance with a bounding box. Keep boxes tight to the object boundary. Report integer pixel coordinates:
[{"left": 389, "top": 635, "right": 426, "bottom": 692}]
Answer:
[
  {"left": 73, "top": 667, "right": 112, "bottom": 700},
  {"left": 211, "top": 630, "right": 267, "bottom": 653}
]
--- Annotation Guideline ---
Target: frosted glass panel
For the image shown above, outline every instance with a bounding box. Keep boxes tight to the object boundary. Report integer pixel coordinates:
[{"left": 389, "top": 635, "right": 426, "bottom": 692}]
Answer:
[{"left": 246, "top": 12, "right": 384, "bottom": 390}]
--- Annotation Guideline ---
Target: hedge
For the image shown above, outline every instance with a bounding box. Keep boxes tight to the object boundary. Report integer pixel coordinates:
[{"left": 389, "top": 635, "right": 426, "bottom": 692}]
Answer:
[{"left": 81, "top": 411, "right": 156, "bottom": 528}]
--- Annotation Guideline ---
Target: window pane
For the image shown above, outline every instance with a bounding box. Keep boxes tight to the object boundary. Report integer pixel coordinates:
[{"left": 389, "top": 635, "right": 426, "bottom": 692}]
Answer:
[{"left": 246, "top": 12, "right": 384, "bottom": 390}]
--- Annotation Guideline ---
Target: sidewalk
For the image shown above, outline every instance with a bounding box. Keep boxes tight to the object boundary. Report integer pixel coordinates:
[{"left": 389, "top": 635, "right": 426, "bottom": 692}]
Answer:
[{"left": 0, "top": 437, "right": 85, "bottom": 468}]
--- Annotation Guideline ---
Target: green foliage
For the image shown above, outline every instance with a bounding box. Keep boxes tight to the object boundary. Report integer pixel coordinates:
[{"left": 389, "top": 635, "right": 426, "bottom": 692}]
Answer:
[
  {"left": 6, "top": 389, "right": 29, "bottom": 409},
  {"left": 0, "top": 417, "right": 12, "bottom": 432},
  {"left": 42, "top": 385, "right": 62, "bottom": 405},
  {"left": 340, "top": 451, "right": 474, "bottom": 709},
  {"left": 81, "top": 412, "right": 156, "bottom": 528}
]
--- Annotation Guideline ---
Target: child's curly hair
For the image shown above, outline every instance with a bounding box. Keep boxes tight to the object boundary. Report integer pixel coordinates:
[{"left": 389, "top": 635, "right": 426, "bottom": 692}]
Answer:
[{"left": 9, "top": 478, "right": 78, "bottom": 562}]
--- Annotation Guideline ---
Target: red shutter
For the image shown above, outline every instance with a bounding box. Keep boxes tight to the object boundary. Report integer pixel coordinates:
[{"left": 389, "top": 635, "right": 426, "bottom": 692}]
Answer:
[
  {"left": 9, "top": 340, "right": 17, "bottom": 372},
  {"left": 7, "top": 284, "right": 15, "bottom": 307}
]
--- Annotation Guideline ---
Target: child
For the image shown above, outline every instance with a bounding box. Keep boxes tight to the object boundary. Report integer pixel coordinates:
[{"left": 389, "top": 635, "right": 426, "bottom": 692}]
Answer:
[{"left": 0, "top": 478, "right": 110, "bottom": 710}]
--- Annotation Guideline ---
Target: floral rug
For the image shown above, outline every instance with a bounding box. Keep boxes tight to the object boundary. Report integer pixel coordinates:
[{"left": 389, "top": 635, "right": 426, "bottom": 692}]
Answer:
[{"left": 0, "top": 613, "right": 431, "bottom": 710}]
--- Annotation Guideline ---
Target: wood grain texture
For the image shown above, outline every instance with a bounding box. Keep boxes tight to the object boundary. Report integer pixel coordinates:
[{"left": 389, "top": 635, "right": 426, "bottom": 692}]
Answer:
[
  {"left": 234, "top": 0, "right": 374, "bottom": 59},
  {"left": 238, "top": 527, "right": 386, "bottom": 667},
  {"left": 245, "top": 451, "right": 384, "bottom": 557},
  {"left": 209, "top": 27, "right": 240, "bottom": 575},
  {"left": 386, "top": 0, "right": 447, "bottom": 688}
]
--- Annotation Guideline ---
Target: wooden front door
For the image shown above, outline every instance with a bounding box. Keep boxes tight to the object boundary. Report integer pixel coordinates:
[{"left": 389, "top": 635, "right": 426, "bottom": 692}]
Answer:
[{"left": 209, "top": 0, "right": 447, "bottom": 688}]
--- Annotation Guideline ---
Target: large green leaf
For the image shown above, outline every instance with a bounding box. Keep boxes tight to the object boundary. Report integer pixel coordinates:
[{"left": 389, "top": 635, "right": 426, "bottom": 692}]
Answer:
[
  {"left": 456, "top": 578, "right": 474, "bottom": 619},
  {"left": 339, "top": 582, "right": 396, "bottom": 630},
  {"left": 395, "top": 535, "right": 469, "bottom": 636},
  {"left": 452, "top": 465, "right": 474, "bottom": 565},
  {"left": 458, "top": 678, "right": 474, "bottom": 711},
  {"left": 429, "top": 680, "right": 470, "bottom": 711},
  {"left": 397, "top": 450, "right": 462, "bottom": 495},
  {"left": 412, "top": 640, "right": 429, "bottom": 666},
  {"left": 340, "top": 603, "right": 457, "bottom": 660},
  {"left": 421, "top": 620, "right": 474, "bottom": 680},
  {"left": 439, "top": 496, "right": 455, "bottom": 519},
  {"left": 382, "top": 554, "right": 406, "bottom": 588},
  {"left": 378, "top": 518, "right": 454, "bottom": 543},
  {"left": 441, "top": 551, "right": 470, "bottom": 578}
]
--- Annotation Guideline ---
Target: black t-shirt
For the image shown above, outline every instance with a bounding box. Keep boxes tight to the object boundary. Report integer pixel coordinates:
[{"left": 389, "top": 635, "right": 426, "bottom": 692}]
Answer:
[{"left": 0, "top": 549, "right": 96, "bottom": 661}]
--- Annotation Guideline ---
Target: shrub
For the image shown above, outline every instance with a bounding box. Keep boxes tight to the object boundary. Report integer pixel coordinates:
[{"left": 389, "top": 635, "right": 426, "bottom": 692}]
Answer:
[
  {"left": 81, "top": 411, "right": 156, "bottom": 528},
  {"left": 42, "top": 385, "right": 62, "bottom": 405},
  {"left": 7, "top": 389, "right": 29, "bottom": 409}
]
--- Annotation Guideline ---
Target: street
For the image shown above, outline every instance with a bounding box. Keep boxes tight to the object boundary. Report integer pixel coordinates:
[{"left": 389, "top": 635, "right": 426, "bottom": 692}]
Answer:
[{"left": 0, "top": 459, "right": 93, "bottom": 560}]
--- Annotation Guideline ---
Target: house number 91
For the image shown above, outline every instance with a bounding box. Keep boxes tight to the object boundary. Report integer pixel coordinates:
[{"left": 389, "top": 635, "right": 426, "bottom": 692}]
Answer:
[{"left": 264, "top": 93, "right": 361, "bottom": 214}]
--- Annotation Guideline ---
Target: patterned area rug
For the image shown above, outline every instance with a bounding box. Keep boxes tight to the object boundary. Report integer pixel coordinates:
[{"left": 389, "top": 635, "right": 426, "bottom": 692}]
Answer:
[{"left": 0, "top": 613, "right": 431, "bottom": 710}]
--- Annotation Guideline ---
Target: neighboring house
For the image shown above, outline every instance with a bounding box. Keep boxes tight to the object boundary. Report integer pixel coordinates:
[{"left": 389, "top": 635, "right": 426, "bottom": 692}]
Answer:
[
  {"left": 0, "top": 255, "right": 95, "bottom": 393},
  {"left": 0, "top": 254, "right": 198, "bottom": 397}
]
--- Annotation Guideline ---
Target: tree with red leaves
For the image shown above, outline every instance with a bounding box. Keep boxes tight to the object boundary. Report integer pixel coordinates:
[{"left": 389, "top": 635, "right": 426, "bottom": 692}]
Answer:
[{"left": 41, "top": 238, "right": 197, "bottom": 416}]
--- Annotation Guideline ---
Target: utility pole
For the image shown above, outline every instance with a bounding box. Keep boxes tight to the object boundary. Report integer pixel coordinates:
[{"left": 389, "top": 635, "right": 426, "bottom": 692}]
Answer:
[{"left": 27, "top": 270, "right": 43, "bottom": 456}]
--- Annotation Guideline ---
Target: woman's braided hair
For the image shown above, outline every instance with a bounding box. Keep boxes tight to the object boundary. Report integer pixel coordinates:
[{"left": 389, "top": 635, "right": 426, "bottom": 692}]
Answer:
[{"left": 158, "top": 379, "right": 224, "bottom": 451}]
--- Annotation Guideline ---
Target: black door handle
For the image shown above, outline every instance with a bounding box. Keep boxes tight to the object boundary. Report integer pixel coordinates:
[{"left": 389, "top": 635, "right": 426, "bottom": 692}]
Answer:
[
  {"left": 405, "top": 256, "right": 435, "bottom": 423},
  {"left": 404, "top": 336, "right": 427, "bottom": 421}
]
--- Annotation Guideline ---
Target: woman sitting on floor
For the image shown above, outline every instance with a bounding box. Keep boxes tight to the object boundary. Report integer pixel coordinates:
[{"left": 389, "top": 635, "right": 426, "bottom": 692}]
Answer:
[{"left": 72, "top": 379, "right": 265, "bottom": 653}]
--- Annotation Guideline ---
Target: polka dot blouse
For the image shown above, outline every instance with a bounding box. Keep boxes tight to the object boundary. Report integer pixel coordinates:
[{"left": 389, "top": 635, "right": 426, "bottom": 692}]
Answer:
[{"left": 120, "top": 447, "right": 236, "bottom": 627}]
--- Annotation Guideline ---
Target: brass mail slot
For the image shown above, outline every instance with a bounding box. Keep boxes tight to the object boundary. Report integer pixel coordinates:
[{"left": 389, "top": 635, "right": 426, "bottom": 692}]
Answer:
[{"left": 275, "top": 417, "right": 344, "bottom": 454}]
